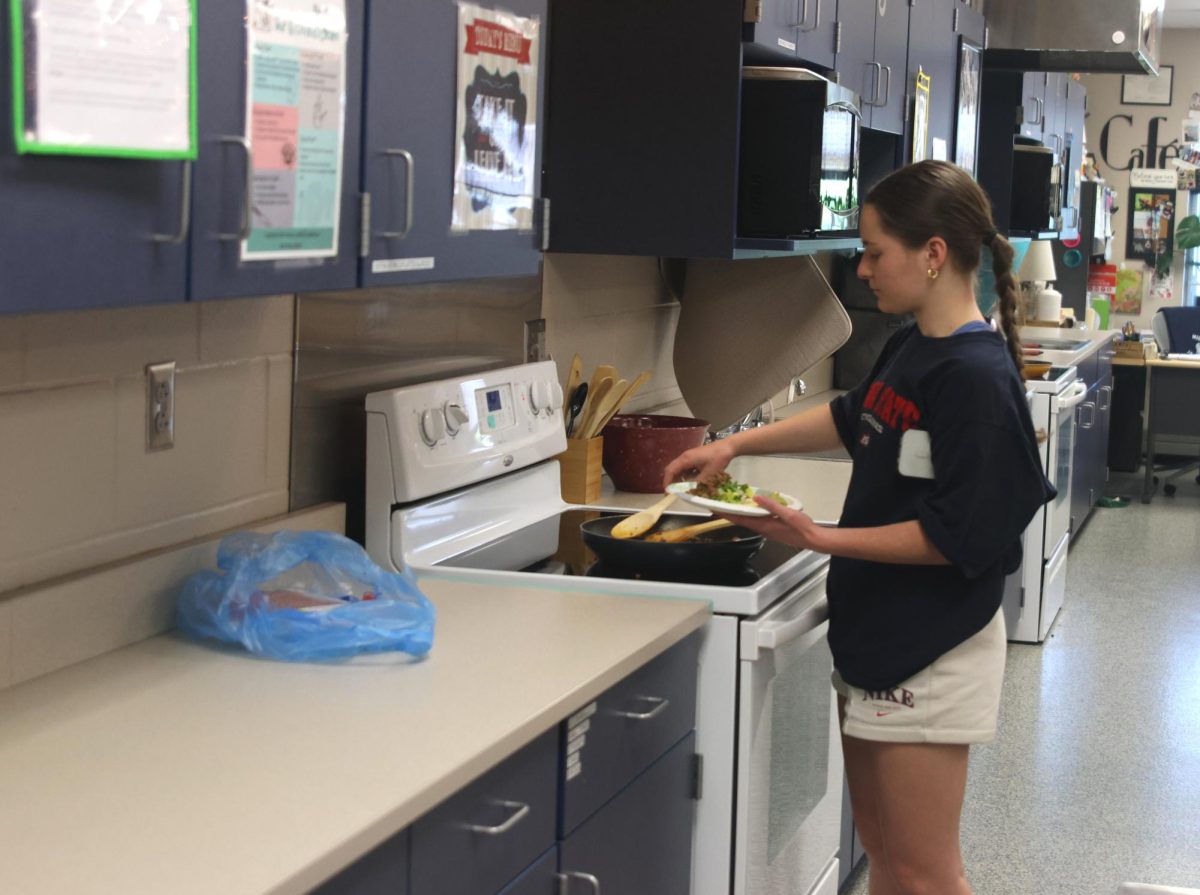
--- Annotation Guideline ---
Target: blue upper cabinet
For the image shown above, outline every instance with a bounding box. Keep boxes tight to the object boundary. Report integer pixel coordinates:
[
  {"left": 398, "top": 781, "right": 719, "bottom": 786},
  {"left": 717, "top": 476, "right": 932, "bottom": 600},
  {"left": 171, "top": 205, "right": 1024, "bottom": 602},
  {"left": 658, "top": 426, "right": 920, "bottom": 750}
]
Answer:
[
  {"left": 743, "top": 0, "right": 836, "bottom": 70},
  {"left": 0, "top": 14, "right": 189, "bottom": 313},
  {"left": 189, "top": 0, "right": 365, "bottom": 301},
  {"left": 905, "top": 0, "right": 958, "bottom": 158},
  {"left": 834, "top": 0, "right": 909, "bottom": 135},
  {"left": 359, "top": 0, "right": 546, "bottom": 288}
]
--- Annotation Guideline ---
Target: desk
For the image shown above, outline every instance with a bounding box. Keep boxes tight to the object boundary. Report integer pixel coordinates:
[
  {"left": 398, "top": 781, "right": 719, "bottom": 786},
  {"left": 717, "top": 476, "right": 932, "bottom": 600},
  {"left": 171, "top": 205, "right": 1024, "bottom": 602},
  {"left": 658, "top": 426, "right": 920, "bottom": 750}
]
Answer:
[{"left": 1141, "top": 356, "right": 1200, "bottom": 503}]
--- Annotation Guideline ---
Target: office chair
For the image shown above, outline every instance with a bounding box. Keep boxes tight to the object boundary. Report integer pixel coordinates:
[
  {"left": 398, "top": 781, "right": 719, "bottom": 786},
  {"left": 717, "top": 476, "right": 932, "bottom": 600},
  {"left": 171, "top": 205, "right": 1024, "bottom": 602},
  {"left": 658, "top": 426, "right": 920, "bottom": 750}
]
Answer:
[{"left": 1151, "top": 307, "right": 1200, "bottom": 496}]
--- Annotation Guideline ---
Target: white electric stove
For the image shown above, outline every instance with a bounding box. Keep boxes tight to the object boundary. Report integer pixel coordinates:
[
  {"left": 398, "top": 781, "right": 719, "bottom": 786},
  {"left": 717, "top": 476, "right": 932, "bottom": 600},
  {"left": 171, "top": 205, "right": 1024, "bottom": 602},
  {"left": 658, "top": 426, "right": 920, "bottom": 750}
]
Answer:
[
  {"left": 1004, "top": 365, "right": 1088, "bottom": 643},
  {"left": 364, "top": 361, "right": 843, "bottom": 895}
]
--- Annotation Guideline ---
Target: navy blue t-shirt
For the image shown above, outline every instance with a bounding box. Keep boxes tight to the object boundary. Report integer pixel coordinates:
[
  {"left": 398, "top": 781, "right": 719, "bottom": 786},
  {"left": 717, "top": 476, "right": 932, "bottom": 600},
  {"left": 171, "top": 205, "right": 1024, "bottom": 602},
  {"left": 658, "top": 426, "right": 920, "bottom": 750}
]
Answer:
[{"left": 827, "top": 322, "right": 1055, "bottom": 690}]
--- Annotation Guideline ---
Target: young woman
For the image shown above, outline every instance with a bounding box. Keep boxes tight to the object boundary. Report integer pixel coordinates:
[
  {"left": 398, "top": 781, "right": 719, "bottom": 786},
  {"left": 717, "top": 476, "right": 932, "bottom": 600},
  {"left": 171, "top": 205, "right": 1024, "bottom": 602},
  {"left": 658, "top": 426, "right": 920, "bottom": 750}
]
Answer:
[{"left": 663, "top": 160, "right": 1055, "bottom": 895}]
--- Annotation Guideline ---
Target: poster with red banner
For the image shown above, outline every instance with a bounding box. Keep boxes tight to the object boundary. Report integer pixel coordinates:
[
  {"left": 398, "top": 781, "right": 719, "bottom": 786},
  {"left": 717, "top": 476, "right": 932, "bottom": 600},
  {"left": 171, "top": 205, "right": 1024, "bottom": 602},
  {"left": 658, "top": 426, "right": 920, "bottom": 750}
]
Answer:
[
  {"left": 453, "top": 3, "right": 540, "bottom": 232},
  {"left": 1087, "top": 263, "right": 1118, "bottom": 298}
]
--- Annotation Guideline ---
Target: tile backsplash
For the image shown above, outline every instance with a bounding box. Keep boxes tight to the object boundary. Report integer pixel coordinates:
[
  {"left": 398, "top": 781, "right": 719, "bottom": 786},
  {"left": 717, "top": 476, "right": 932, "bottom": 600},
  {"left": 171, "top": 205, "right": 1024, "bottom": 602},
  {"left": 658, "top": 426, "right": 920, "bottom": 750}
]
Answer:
[{"left": 0, "top": 295, "right": 295, "bottom": 597}]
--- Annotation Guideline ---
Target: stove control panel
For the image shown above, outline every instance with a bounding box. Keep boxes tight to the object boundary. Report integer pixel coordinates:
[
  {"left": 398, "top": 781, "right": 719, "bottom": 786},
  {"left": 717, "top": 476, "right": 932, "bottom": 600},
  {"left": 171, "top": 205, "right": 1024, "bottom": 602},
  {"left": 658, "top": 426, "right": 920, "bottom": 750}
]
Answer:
[{"left": 366, "top": 360, "right": 568, "bottom": 503}]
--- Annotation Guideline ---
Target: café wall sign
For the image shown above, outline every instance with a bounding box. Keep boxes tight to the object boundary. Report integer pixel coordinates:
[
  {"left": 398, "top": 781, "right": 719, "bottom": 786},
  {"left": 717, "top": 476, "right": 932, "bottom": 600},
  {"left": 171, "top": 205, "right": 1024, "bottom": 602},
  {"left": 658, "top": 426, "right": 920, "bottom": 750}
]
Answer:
[{"left": 1099, "top": 114, "right": 1180, "bottom": 170}]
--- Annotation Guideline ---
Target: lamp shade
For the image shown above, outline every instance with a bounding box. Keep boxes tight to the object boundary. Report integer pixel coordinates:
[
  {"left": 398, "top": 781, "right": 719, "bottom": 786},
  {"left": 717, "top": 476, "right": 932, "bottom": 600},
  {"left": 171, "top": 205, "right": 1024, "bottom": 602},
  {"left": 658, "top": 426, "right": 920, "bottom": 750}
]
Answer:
[{"left": 1017, "top": 238, "right": 1057, "bottom": 283}]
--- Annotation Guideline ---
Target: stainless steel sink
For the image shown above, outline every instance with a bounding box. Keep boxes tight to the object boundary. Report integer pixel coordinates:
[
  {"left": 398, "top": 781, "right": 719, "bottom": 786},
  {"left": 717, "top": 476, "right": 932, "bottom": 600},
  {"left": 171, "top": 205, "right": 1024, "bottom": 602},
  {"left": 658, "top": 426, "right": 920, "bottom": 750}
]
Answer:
[{"left": 1023, "top": 338, "right": 1091, "bottom": 351}]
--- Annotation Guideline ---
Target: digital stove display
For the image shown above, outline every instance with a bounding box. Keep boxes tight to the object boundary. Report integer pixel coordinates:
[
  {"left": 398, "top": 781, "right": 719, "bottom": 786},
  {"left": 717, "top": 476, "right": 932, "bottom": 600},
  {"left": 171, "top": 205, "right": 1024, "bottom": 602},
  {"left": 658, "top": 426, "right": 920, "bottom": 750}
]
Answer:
[{"left": 436, "top": 509, "right": 803, "bottom": 586}]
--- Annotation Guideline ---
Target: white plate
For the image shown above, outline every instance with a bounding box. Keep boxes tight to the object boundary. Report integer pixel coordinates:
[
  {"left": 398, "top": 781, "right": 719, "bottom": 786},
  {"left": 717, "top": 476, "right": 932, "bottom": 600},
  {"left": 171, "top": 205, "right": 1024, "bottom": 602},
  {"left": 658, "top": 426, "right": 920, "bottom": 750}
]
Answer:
[{"left": 666, "top": 481, "right": 802, "bottom": 517}]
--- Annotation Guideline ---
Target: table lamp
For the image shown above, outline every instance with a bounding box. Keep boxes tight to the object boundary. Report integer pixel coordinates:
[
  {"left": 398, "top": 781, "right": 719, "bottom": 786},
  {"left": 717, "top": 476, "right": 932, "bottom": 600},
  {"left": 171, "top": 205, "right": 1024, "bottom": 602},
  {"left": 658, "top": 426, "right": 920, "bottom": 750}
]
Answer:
[{"left": 1017, "top": 239, "right": 1060, "bottom": 324}]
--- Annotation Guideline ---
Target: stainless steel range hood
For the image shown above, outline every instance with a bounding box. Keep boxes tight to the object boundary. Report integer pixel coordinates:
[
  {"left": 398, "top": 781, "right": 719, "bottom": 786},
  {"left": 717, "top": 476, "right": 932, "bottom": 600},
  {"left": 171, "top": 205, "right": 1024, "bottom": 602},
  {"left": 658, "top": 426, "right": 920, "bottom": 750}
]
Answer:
[{"left": 983, "top": 0, "right": 1163, "bottom": 75}]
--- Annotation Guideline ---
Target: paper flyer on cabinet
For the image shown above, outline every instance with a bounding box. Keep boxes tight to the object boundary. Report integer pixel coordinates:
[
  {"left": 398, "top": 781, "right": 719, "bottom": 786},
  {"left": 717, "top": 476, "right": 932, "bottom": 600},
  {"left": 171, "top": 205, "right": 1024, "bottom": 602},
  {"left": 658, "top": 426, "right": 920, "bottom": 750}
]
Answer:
[
  {"left": 452, "top": 2, "right": 540, "bottom": 232},
  {"left": 243, "top": 0, "right": 348, "bottom": 260},
  {"left": 21, "top": 0, "right": 193, "bottom": 157}
]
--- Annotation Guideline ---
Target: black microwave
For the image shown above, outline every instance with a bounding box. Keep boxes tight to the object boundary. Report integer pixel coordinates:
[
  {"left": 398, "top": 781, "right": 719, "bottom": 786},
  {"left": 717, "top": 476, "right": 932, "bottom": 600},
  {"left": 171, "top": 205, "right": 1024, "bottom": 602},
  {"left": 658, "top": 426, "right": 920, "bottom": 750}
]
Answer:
[
  {"left": 1009, "top": 140, "right": 1061, "bottom": 234},
  {"left": 736, "top": 67, "right": 861, "bottom": 239}
]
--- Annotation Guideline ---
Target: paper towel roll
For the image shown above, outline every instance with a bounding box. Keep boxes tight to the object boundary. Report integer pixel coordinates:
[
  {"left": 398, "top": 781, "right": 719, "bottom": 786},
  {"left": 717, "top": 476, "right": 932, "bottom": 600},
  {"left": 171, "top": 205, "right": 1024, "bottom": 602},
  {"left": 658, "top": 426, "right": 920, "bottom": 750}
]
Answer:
[
  {"left": 672, "top": 255, "right": 852, "bottom": 430},
  {"left": 1036, "top": 287, "right": 1062, "bottom": 323}
]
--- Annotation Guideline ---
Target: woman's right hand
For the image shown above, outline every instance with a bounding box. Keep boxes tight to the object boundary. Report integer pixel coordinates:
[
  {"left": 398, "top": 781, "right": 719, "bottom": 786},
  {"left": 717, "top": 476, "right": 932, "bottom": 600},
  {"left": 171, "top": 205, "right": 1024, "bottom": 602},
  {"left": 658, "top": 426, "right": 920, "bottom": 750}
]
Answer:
[{"left": 662, "top": 439, "right": 736, "bottom": 489}]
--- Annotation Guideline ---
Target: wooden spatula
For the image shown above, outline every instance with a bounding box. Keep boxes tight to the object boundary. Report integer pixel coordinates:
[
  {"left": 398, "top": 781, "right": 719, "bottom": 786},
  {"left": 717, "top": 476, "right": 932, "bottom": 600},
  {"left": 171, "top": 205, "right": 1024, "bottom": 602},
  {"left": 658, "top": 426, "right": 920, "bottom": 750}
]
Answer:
[
  {"left": 563, "top": 354, "right": 583, "bottom": 422},
  {"left": 610, "top": 493, "right": 677, "bottom": 539},
  {"left": 644, "top": 518, "right": 734, "bottom": 543},
  {"left": 573, "top": 375, "right": 612, "bottom": 439},
  {"left": 580, "top": 378, "right": 627, "bottom": 439},
  {"left": 590, "top": 370, "right": 651, "bottom": 435}
]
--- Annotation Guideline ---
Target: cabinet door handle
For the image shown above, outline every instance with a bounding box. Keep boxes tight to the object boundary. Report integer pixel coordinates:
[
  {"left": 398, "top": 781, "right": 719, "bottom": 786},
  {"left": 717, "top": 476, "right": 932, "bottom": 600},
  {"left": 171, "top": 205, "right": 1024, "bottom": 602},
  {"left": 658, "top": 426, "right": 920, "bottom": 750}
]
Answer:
[
  {"left": 217, "top": 136, "right": 253, "bottom": 241},
  {"left": 613, "top": 694, "right": 670, "bottom": 720},
  {"left": 879, "top": 64, "right": 892, "bottom": 107},
  {"left": 149, "top": 161, "right": 193, "bottom": 245},
  {"left": 379, "top": 148, "right": 415, "bottom": 239},
  {"left": 558, "top": 871, "right": 602, "bottom": 895},
  {"left": 791, "top": 0, "right": 821, "bottom": 31},
  {"left": 864, "top": 62, "right": 883, "bottom": 106},
  {"left": 1079, "top": 401, "right": 1096, "bottom": 430},
  {"left": 462, "top": 799, "right": 530, "bottom": 835},
  {"left": 1032, "top": 96, "right": 1044, "bottom": 125},
  {"left": 1099, "top": 384, "right": 1112, "bottom": 413}
]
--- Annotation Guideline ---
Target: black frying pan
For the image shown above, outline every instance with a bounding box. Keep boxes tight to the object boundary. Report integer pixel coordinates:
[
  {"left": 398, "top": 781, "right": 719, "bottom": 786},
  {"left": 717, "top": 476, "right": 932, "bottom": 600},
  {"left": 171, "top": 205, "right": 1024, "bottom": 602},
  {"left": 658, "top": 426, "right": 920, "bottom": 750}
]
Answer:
[{"left": 580, "top": 513, "right": 765, "bottom": 576}]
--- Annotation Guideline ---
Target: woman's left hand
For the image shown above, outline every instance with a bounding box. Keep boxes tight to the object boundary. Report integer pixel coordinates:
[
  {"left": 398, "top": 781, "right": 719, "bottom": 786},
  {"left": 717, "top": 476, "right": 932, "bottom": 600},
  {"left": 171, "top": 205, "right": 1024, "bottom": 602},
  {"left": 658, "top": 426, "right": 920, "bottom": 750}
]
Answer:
[{"left": 718, "top": 495, "right": 830, "bottom": 553}]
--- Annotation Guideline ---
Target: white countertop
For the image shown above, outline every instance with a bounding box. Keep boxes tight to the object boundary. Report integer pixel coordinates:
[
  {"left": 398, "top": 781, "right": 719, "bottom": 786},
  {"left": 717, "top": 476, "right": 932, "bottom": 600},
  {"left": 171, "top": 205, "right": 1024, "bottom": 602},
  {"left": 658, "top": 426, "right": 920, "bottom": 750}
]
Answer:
[
  {"left": 0, "top": 579, "right": 708, "bottom": 895},
  {"left": 1020, "top": 325, "right": 1117, "bottom": 369}
]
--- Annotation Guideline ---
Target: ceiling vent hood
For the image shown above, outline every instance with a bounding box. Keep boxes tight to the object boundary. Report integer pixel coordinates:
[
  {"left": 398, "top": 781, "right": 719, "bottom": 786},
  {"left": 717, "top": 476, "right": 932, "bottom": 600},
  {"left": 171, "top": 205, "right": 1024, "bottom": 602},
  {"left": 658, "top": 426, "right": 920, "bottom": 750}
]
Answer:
[{"left": 983, "top": 0, "right": 1163, "bottom": 75}]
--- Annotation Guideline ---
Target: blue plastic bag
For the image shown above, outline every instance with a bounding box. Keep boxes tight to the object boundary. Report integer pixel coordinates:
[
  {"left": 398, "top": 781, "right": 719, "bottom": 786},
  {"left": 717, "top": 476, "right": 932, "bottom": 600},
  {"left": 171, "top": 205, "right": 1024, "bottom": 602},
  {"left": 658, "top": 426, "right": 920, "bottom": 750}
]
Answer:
[{"left": 176, "top": 530, "right": 435, "bottom": 662}]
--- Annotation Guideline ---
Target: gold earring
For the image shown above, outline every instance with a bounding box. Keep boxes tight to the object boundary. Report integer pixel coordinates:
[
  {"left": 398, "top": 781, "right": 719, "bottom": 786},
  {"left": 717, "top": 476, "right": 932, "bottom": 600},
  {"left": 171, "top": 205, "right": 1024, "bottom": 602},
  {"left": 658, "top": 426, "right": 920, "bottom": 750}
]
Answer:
[{"left": 927, "top": 268, "right": 939, "bottom": 280}]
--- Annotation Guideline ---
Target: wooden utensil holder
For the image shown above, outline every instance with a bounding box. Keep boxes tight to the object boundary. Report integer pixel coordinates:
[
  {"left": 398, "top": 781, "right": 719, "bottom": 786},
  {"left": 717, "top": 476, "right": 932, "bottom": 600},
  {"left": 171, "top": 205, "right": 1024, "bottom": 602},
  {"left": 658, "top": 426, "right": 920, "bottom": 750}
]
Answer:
[{"left": 557, "top": 436, "right": 603, "bottom": 504}]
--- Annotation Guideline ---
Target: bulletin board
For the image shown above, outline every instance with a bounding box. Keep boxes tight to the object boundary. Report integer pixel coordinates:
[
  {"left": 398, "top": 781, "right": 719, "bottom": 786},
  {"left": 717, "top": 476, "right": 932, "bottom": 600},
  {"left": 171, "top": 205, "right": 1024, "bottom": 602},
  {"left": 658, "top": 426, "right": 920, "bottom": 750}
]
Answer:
[{"left": 1126, "top": 188, "right": 1175, "bottom": 262}]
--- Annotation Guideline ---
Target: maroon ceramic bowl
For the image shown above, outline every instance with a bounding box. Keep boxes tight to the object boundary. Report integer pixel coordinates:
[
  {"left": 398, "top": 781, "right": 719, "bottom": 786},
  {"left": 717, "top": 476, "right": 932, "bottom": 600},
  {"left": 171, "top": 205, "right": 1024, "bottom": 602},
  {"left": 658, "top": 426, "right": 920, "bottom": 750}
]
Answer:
[{"left": 601, "top": 414, "right": 710, "bottom": 493}]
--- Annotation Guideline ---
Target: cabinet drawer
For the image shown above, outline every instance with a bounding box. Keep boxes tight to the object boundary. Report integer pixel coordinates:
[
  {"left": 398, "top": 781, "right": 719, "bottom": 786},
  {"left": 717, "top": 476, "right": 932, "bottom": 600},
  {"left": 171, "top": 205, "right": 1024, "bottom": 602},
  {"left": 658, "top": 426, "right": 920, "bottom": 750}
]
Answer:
[
  {"left": 308, "top": 828, "right": 408, "bottom": 895},
  {"left": 411, "top": 728, "right": 557, "bottom": 895},
  {"left": 559, "top": 732, "right": 697, "bottom": 895},
  {"left": 560, "top": 633, "right": 699, "bottom": 836}
]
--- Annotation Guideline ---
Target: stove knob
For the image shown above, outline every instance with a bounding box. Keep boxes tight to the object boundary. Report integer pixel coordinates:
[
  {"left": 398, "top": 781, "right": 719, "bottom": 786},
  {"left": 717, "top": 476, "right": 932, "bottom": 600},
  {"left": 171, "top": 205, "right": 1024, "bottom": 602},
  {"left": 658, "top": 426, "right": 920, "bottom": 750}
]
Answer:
[
  {"left": 444, "top": 402, "right": 469, "bottom": 436},
  {"left": 549, "top": 381, "right": 564, "bottom": 412},
  {"left": 529, "top": 381, "right": 550, "bottom": 413},
  {"left": 419, "top": 408, "right": 446, "bottom": 446}
]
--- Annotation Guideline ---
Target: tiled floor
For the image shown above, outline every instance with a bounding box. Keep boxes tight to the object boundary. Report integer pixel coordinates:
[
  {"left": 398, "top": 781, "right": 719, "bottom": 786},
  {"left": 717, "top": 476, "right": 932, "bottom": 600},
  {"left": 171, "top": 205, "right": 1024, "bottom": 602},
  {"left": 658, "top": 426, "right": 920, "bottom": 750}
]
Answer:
[{"left": 843, "top": 467, "right": 1200, "bottom": 895}]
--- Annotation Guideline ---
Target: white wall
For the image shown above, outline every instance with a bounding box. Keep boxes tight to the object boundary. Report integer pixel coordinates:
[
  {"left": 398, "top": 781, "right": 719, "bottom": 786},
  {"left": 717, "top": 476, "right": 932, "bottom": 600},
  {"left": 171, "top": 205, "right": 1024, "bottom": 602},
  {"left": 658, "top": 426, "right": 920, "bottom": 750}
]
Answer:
[{"left": 1081, "top": 28, "right": 1200, "bottom": 329}]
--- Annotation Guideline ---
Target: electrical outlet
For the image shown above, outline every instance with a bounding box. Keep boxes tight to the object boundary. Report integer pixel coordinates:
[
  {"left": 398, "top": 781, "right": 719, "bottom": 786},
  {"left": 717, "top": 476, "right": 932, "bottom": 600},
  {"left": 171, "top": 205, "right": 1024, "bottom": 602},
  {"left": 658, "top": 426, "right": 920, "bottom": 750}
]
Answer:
[
  {"left": 524, "top": 318, "right": 548, "bottom": 363},
  {"left": 146, "top": 361, "right": 176, "bottom": 451},
  {"left": 787, "top": 377, "right": 807, "bottom": 404}
]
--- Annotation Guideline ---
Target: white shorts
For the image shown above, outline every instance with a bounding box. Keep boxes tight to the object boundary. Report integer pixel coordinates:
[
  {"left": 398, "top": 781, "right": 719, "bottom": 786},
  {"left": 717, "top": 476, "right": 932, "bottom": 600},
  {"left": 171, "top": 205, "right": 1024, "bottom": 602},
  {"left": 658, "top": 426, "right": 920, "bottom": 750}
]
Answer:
[{"left": 831, "top": 608, "right": 1007, "bottom": 745}]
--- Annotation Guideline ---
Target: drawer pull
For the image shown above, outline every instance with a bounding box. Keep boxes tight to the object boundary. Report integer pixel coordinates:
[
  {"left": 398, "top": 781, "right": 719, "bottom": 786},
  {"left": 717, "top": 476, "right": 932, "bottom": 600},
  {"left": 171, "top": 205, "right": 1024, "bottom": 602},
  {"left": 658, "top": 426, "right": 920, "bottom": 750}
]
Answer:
[
  {"left": 613, "top": 695, "right": 670, "bottom": 721},
  {"left": 461, "top": 799, "right": 530, "bottom": 835},
  {"left": 558, "top": 871, "right": 602, "bottom": 894}
]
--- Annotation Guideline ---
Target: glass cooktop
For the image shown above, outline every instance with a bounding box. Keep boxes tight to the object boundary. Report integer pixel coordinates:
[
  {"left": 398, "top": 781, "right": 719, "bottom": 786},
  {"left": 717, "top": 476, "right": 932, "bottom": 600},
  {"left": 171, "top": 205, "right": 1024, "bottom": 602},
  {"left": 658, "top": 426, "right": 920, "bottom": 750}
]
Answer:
[{"left": 435, "top": 509, "right": 805, "bottom": 587}]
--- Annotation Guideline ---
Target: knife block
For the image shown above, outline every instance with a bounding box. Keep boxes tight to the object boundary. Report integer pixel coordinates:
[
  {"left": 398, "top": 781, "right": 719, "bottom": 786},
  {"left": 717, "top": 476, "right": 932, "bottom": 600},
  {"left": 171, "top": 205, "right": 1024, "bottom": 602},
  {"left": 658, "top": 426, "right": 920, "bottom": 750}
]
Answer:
[{"left": 557, "top": 437, "right": 603, "bottom": 504}]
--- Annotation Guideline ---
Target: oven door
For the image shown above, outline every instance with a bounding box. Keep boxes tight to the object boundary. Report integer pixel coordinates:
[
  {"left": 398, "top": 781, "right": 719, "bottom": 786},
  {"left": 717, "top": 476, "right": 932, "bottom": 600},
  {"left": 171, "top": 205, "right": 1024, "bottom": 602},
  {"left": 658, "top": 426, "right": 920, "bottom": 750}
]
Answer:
[
  {"left": 734, "top": 566, "right": 841, "bottom": 895},
  {"left": 817, "top": 99, "right": 860, "bottom": 233},
  {"left": 1045, "top": 381, "right": 1086, "bottom": 557}
]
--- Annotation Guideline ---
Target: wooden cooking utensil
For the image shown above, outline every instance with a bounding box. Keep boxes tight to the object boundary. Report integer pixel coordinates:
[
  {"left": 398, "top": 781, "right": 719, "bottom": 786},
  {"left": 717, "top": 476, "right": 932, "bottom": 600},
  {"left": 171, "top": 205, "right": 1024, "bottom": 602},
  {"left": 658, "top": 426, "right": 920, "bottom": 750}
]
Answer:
[
  {"left": 573, "top": 375, "right": 613, "bottom": 439},
  {"left": 563, "top": 354, "right": 583, "bottom": 422},
  {"left": 610, "top": 493, "right": 677, "bottom": 539},
  {"left": 591, "top": 370, "right": 651, "bottom": 434},
  {"left": 644, "top": 518, "right": 735, "bottom": 543},
  {"left": 580, "top": 378, "right": 627, "bottom": 439}
]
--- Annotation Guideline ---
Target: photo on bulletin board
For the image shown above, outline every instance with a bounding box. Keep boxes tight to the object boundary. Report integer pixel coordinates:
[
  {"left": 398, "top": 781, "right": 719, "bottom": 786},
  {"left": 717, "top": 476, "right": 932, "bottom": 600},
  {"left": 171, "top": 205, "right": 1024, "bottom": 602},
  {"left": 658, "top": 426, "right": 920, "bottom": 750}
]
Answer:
[
  {"left": 1121, "top": 64, "right": 1173, "bottom": 106},
  {"left": 1126, "top": 188, "right": 1175, "bottom": 261},
  {"left": 953, "top": 39, "right": 982, "bottom": 178}
]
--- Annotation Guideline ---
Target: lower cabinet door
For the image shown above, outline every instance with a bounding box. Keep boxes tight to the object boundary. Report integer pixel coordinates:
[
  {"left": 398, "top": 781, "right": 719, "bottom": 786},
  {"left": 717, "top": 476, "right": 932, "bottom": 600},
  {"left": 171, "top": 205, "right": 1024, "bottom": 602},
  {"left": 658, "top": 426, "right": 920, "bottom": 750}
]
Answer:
[
  {"left": 500, "top": 848, "right": 559, "bottom": 895},
  {"left": 559, "top": 733, "right": 695, "bottom": 895}
]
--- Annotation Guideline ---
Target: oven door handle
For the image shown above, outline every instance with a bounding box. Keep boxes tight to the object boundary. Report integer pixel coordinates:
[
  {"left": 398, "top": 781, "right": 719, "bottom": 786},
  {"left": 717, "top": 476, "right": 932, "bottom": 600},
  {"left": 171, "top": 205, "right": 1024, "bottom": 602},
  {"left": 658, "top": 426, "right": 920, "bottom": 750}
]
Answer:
[
  {"left": 755, "top": 597, "right": 828, "bottom": 652},
  {"left": 1058, "top": 381, "right": 1088, "bottom": 409}
]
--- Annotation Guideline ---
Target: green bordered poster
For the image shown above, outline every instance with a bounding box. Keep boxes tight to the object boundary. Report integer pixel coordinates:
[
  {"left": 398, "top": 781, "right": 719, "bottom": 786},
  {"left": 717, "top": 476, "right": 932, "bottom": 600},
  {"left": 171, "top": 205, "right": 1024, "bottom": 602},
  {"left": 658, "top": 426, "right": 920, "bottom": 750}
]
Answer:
[
  {"left": 241, "top": 0, "right": 348, "bottom": 261},
  {"left": 9, "top": 0, "right": 197, "bottom": 160}
]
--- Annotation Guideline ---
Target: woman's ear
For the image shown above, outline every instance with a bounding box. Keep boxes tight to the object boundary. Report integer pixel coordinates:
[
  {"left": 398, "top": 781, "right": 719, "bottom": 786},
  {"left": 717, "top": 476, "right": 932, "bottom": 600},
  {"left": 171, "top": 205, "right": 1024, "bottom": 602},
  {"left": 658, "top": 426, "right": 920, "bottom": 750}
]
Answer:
[{"left": 926, "top": 236, "right": 950, "bottom": 274}]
